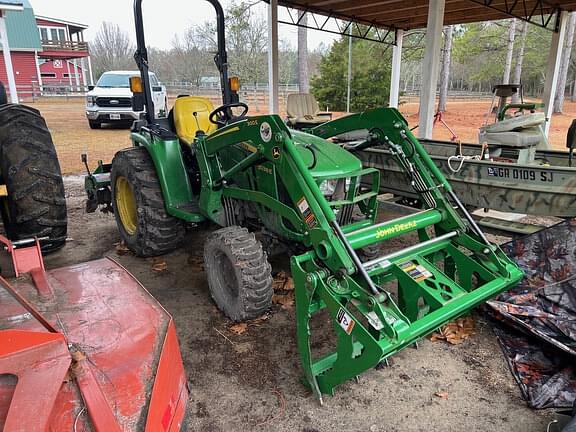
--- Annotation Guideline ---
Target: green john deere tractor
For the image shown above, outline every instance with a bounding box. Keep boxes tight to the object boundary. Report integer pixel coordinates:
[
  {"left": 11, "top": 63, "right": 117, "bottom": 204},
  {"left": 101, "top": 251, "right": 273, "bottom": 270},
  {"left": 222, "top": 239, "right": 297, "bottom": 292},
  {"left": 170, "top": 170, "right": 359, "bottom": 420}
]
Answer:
[{"left": 84, "top": 0, "right": 523, "bottom": 402}]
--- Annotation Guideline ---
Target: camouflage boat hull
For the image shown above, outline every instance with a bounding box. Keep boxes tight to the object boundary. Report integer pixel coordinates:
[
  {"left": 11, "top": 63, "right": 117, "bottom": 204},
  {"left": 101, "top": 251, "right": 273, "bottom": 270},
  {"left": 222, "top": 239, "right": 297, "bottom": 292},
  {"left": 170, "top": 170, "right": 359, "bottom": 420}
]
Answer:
[{"left": 358, "top": 139, "right": 576, "bottom": 217}]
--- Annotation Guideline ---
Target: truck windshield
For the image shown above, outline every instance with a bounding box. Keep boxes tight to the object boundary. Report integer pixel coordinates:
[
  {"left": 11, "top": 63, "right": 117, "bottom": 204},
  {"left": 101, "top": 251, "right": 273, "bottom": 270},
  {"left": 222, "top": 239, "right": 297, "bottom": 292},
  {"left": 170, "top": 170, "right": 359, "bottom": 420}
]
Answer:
[{"left": 97, "top": 74, "right": 132, "bottom": 88}]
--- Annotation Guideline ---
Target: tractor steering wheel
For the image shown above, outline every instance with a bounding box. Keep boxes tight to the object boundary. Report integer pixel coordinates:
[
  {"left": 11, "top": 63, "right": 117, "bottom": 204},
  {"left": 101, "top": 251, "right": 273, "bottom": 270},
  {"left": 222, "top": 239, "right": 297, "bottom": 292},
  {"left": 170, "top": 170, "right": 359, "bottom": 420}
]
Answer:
[{"left": 209, "top": 102, "right": 249, "bottom": 127}]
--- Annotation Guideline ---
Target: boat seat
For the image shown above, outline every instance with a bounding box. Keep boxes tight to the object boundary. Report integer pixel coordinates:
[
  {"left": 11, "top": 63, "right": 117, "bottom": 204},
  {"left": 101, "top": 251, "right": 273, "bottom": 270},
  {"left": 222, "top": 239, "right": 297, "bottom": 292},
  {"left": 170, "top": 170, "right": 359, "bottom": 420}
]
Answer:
[
  {"left": 479, "top": 126, "right": 547, "bottom": 164},
  {"left": 481, "top": 112, "right": 545, "bottom": 134},
  {"left": 173, "top": 96, "right": 217, "bottom": 145},
  {"left": 286, "top": 93, "right": 332, "bottom": 128},
  {"left": 480, "top": 127, "right": 543, "bottom": 148}
]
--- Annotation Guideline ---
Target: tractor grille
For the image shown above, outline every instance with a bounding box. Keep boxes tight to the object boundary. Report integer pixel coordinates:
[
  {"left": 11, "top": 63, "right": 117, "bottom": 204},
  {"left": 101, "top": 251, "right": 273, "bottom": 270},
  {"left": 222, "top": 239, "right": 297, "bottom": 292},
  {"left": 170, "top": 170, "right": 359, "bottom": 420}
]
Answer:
[{"left": 96, "top": 97, "right": 132, "bottom": 108}]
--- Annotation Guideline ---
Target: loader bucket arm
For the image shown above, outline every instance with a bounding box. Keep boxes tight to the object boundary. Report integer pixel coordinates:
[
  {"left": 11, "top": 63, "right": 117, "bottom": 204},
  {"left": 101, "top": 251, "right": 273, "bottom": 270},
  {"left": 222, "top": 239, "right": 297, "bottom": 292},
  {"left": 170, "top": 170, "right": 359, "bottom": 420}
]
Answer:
[{"left": 287, "top": 108, "right": 524, "bottom": 401}]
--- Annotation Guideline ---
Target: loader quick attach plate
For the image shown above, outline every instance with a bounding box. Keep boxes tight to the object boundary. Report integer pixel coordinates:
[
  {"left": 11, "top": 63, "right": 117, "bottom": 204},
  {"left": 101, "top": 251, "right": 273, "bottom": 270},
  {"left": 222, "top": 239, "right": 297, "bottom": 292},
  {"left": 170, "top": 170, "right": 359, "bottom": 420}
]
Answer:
[{"left": 0, "top": 258, "right": 188, "bottom": 431}]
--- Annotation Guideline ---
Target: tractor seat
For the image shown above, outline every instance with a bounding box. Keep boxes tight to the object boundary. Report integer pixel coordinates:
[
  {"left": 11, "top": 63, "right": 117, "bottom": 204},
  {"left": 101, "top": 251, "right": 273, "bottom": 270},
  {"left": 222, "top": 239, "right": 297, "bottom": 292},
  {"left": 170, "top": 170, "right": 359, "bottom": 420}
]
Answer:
[
  {"left": 286, "top": 93, "right": 332, "bottom": 129},
  {"left": 173, "top": 96, "right": 217, "bottom": 145}
]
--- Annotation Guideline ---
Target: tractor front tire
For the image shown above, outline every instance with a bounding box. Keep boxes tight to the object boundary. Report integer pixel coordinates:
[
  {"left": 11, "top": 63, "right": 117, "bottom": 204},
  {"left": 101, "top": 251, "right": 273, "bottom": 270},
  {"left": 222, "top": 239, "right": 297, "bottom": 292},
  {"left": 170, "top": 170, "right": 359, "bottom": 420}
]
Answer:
[
  {"left": 204, "top": 226, "right": 273, "bottom": 321},
  {"left": 111, "top": 147, "right": 185, "bottom": 256},
  {"left": 0, "top": 104, "right": 67, "bottom": 252}
]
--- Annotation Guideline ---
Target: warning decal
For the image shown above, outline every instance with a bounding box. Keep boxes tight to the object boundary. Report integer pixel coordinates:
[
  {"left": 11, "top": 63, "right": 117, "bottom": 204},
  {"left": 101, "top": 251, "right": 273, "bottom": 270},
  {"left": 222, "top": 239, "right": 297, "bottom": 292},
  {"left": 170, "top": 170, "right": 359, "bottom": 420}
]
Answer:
[
  {"left": 297, "top": 197, "right": 317, "bottom": 228},
  {"left": 399, "top": 261, "right": 433, "bottom": 282},
  {"left": 337, "top": 308, "right": 355, "bottom": 334}
]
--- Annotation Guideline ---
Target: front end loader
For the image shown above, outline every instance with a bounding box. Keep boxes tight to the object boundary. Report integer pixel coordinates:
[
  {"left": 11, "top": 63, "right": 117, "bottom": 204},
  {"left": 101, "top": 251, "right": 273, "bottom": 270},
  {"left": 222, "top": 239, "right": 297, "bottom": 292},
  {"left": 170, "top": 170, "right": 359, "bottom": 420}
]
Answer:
[{"left": 84, "top": 0, "right": 523, "bottom": 401}]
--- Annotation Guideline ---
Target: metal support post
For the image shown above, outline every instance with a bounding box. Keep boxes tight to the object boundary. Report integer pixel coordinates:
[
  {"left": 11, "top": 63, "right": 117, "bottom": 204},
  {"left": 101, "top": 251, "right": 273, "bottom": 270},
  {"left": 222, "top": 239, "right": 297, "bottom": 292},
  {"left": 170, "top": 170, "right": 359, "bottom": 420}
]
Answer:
[
  {"left": 268, "top": 0, "right": 279, "bottom": 114},
  {"left": 418, "top": 0, "right": 445, "bottom": 139},
  {"left": 389, "top": 29, "right": 404, "bottom": 108},
  {"left": 542, "top": 11, "right": 569, "bottom": 138}
]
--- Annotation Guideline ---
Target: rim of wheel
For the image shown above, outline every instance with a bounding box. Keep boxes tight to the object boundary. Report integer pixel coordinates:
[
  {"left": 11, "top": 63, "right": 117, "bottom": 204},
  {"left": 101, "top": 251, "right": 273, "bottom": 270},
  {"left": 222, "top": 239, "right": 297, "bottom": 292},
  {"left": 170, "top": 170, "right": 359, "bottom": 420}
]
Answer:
[
  {"left": 115, "top": 176, "right": 137, "bottom": 235},
  {"left": 214, "top": 249, "right": 239, "bottom": 299}
]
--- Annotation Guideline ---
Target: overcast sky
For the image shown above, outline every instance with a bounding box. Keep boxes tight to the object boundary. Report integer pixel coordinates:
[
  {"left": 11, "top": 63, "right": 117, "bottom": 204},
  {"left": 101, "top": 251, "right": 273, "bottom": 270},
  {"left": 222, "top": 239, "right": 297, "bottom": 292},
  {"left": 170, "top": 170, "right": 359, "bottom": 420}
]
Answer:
[{"left": 30, "top": 0, "right": 338, "bottom": 50}]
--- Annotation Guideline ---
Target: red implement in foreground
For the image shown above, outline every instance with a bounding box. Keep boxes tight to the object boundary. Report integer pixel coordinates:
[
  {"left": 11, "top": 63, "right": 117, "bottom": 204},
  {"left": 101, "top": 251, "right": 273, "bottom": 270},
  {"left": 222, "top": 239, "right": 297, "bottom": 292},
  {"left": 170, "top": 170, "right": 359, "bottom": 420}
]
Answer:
[{"left": 0, "top": 236, "right": 188, "bottom": 431}]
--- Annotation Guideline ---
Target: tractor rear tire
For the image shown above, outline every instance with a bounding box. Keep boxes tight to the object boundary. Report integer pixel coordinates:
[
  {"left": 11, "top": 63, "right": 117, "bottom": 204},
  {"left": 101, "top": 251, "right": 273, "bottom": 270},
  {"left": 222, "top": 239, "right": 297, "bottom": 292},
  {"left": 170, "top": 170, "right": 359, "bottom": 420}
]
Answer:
[
  {"left": 204, "top": 226, "right": 273, "bottom": 321},
  {"left": 0, "top": 81, "right": 6, "bottom": 106},
  {"left": 0, "top": 104, "right": 67, "bottom": 252},
  {"left": 111, "top": 146, "right": 185, "bottom": 257}
]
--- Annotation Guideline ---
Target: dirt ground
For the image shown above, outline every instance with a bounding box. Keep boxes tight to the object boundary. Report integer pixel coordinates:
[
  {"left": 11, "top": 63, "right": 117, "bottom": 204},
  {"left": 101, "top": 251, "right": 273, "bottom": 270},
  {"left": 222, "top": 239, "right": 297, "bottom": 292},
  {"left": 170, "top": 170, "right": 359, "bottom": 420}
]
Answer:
[
  {"left": 40, "top": 176, "right": 554, "bottom": 432},
  {"left": 25, "top": 96, "right": 576, "bottom": 175}
]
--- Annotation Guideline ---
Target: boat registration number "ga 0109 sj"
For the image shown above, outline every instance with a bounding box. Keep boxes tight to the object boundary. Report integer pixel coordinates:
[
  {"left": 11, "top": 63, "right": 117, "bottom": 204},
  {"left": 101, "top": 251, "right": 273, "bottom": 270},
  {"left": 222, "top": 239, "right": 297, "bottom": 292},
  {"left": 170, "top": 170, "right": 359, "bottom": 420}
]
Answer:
[{"left": 487, "top": 167, "right": 554, "bottom": 182}]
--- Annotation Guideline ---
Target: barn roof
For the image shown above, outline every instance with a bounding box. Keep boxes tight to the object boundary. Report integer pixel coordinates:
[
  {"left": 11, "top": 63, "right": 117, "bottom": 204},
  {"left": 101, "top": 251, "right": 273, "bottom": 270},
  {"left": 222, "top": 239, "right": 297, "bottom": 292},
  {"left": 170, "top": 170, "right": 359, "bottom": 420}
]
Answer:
[{"left": 1, "top": 0, "right": 41, "bottom": 51}]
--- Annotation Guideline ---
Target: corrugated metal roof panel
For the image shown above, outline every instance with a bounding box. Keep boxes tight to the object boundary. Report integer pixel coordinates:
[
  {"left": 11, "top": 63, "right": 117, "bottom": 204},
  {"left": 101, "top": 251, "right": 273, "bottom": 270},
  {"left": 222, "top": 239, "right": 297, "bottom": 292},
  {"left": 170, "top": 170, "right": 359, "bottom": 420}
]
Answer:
[
  {"left": 2, "top": 2, "right": 41, "bottom": 50},
  {"left": 0, "top": 0, "right": 24, "bottom": 7}
]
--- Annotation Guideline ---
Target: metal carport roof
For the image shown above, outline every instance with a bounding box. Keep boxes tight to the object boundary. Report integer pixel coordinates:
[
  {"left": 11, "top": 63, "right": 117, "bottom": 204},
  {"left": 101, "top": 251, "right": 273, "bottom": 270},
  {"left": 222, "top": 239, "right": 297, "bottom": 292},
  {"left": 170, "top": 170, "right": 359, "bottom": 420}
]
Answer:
[{"left": 275, "top": 0, "right": 576, "bottom": 31}]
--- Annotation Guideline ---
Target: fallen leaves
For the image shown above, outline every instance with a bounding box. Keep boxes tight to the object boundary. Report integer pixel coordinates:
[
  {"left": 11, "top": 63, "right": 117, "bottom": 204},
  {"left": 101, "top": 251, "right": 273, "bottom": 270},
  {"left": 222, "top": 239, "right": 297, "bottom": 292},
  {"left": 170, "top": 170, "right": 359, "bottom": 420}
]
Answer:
[
  {"left": 188, "top": 255, "right": 205, "bottom": 271},
  {"left": 114, "top": 241, "right": 131, "bottom": 255},
  {"left": 434, "top": 391, "right": 449, "bottom": 400},
  {"left": 272, "top": 271, "right": 294, "bottom": 291},
  {"left": 151, "top": 259, "right": 168, "bottom": 273},
  {"left": 229, "top": 323, "right": 248, "bottom": 335},
  {"left": 272, "top": 293, "right": 294, "bottom": 309},
  {"left": 224, "top": 314, "right": 271, "bottom": 337},
  {"left": 429, "top": 316, "right": 476, "bottom": 345},
  {"left": 272, "top": 271, "right": 295, "bottom": 309}
]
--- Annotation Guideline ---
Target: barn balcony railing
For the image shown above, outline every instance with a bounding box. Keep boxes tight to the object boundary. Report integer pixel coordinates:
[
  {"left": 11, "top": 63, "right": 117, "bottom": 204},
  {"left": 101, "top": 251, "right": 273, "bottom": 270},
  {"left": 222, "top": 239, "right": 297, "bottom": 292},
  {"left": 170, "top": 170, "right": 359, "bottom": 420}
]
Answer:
[{"left": 41, "top": 39, "right": 89, "bottom": 52}]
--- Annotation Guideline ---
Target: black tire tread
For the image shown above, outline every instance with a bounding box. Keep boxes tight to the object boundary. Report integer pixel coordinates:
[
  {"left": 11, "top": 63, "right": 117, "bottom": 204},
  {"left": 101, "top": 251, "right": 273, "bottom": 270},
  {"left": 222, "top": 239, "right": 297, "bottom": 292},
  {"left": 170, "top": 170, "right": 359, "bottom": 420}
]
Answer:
[
  {"left": 111, "top": 146, "right": 185, "bottom": 256},
  {"left": 204, "top": 226, "right": 273, "bottom": 321},
  {"left": 0, "top": 104, "right": 67, "bottom": 252},
  {"left": 0, "top": 81, "right": 6, "bottom": 106}
]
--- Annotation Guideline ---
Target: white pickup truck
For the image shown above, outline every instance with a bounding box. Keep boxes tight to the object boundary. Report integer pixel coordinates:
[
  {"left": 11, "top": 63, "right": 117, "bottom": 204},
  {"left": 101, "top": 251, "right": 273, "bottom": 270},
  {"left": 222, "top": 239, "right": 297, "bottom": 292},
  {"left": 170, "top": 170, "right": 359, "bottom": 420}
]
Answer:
[{"left": 85, "top": 70, "right": 167, "bottom": 129}]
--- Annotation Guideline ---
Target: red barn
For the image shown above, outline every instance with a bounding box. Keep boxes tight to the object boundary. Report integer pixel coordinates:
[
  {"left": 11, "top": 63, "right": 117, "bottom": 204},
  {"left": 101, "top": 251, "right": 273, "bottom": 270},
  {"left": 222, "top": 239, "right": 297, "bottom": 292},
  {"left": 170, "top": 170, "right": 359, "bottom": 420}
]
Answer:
[
  {"left": 35, "top": 15, "right": 91, "bottom": 91},
  {"left": 0, "top": 0, "right": 90, "bottom": 101}
]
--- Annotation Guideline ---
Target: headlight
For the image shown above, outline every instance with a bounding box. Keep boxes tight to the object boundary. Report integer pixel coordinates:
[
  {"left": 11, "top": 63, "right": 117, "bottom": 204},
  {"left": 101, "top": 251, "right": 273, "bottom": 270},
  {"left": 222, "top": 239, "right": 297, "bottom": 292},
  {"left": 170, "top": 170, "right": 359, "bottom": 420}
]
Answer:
[
  {"left": 319, "top": 178, "right": 353, "bottom": 198},
  {"left": 86, "top": 96, "right": 95, "bottom": 107},
  {"left": 319, "top": 179, "right": 338, "bottom": 196}
]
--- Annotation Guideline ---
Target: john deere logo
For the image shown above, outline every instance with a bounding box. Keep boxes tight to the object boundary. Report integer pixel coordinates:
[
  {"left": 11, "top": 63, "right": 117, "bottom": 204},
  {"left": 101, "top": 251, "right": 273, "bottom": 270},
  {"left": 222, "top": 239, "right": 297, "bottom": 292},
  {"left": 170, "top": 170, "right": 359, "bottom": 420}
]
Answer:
[
  {"left": 260, "top": 122, "right": 272, "bottom": 142},
  {"left": 272, "top": 147, "right": 280, "bottom": 159}
]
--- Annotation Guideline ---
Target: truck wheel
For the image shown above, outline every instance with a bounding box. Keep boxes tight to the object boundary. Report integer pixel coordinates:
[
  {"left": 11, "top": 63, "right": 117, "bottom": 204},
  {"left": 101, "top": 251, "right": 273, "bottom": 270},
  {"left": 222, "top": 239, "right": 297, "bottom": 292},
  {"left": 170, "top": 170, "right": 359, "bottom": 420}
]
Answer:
[
  {"left": 88, "top": 120, "right": 101, "bottom": 129},
  {"left": 0, "top": 104, "right": 67, "bottom": 252},
  {"left": 111, "top": 146, "right": 185, "bottom": 256},
  {"left": 204, "top": 226, "right": 273, "bottom": 321},
  {"left": 0, "top": 81, "right": 6, "bottom": 105}
]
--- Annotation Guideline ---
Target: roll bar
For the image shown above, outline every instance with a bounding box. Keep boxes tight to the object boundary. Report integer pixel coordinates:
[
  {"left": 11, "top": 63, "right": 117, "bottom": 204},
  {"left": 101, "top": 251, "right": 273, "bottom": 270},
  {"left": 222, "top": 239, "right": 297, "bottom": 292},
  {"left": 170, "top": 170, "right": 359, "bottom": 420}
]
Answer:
[{"left": 133, "top": 0, "right": 232, "bottom": 125}]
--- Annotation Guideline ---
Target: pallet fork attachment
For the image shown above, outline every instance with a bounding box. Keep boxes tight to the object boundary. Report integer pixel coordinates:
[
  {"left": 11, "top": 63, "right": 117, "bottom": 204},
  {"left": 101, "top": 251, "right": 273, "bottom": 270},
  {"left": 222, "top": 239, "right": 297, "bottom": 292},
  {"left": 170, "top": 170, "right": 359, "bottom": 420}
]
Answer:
[{"left": 290, "top": 108, "right": 523, "bottom": 401}]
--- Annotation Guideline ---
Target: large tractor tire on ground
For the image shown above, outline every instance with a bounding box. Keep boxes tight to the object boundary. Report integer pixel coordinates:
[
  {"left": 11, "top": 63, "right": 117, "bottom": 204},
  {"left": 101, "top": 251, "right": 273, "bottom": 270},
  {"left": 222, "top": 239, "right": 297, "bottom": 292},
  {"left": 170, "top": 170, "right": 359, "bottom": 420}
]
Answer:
[
  {"left": 204, "top": 226, "right": 273, "bottom": 321},
  {"left": 0, "top": 82, "right": 7, "bottom": 106},
  {"left": 0, "top": 104, "right": 67, "bottom": 252},
  {"left": 111, "top": 146, "right": 185, "bottom": 256}
]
